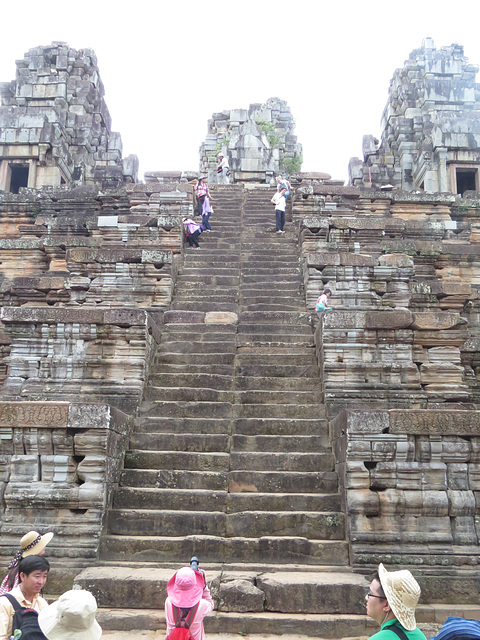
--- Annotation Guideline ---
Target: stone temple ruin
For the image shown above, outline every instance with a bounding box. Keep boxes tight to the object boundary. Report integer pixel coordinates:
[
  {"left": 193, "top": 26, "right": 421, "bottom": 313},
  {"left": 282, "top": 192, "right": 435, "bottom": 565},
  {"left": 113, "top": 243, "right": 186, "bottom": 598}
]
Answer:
[
  {"left": 349, "top": 38, "right": 480, "bottom": 194},
  {"left": 199, "top": 97, "right": 302, "bottom": 184},
  {"left": 0, "top": 42, "right": 138, "bottom": 192},
  {"left": 0, "top": 39, "right": 479, "bottom": 638}
]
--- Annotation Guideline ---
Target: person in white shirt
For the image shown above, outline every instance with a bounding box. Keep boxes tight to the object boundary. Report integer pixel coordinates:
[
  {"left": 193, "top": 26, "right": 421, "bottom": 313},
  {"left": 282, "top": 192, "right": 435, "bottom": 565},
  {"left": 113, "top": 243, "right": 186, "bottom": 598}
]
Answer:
[
  {"left": 217, "top": 154, "right": 229, "bottom": 184},
  {"left": 316, "top": 288, "right": 332, "bottom": 314},
  {"left": 271, "top": 187, "right": 287, "bottom": 233}
]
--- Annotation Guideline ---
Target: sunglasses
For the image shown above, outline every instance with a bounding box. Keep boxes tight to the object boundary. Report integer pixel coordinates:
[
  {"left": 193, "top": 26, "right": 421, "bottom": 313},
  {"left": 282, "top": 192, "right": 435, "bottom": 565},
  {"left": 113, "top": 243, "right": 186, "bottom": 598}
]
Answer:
[{"left": 367, "top": 593, "right": 386, "bottom": 600}]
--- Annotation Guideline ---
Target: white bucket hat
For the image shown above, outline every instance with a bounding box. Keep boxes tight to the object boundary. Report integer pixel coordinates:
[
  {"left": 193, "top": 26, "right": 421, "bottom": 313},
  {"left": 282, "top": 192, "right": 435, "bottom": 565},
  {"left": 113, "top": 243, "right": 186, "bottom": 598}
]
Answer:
[
  {"left": 38, "top": 590, "right": 102, "bottom": 640},
  {"left": 378, "top": 563, "right": 421, "bottom": 631}
]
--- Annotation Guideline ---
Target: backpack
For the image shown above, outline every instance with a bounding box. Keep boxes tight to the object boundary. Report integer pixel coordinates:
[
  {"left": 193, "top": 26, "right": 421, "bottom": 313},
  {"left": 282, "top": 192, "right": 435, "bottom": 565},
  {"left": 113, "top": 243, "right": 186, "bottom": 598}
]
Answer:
[
  {"left": 2, "top": 594, "right": 47, "bottom": 640},
  {"left": 166, "top": 602, "right": 199, "bottom": 640}
]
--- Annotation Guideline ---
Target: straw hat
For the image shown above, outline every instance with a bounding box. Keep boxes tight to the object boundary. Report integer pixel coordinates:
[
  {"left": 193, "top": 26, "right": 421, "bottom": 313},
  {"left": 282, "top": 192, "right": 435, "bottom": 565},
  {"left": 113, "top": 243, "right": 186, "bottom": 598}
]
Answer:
[
  {"left": 167, "top": 567, "right": 204, "bottom": 608},
  {"left": 378, "top": 563, "right": 421, "bottom": 631},
  {"left": 20, "top": 531, "right": 54, "bottom": 557},
  {"left": 38, "top": 590, "right": 102, "bottom": 640}
]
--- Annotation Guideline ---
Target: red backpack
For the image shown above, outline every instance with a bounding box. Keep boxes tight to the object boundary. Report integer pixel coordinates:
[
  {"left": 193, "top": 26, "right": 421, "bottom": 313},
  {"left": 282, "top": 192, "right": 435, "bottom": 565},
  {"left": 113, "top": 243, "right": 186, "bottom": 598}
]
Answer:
[{"left": 166, "top": 602, "right": 200, "bottom": 640}]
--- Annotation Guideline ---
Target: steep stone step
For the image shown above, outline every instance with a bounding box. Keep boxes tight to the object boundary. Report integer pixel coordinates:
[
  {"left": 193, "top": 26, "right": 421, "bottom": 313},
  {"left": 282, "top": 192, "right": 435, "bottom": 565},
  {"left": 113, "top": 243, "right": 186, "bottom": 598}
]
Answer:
[
  {"left": 236, "top": 336, "right": 313, "bottom": 348},
  {"left": 227, "top": 492, "right": 341, "bottom": 512},
  {"left": 171, "top": 301, "right": 238, "bottom": 312},
  {"left": 238, "top": 324, "right": 311, "bottom": 335},
  {"left": 225, "top": 512, "right": 345, "bottom": 539},
  {"left": 239, "top": 311, "right": 311, "bottom": 324},
  {"left": 179, "top": 268, "right": 240, "bottom": 277},
  {"left": 120, "top": 469, "right": 228, "bottom": 490},
  {"left": 134, "top": 416, "right": 232, "bottom": 434},
  {"left": 241, "top": 303, "right": 308, "bottom": 312},
  {"left": 108, "top": 509, "right": 226, "bottom": 536},
  {"left": 144, "top": 386, "right": 234, "bottom": 403},
  {"left": 235, "top": 377, "right": 317, "bottom": 391},
  {"left": 240, "top": 275, "right": 300, "bottom": 285},
  {"left": 175, "top": 275, "right": 240, "bottom": 285},
  {"left": 99, "top": 609, "right": 372, "bottom": 640},
  {"left": 234, "top": 418, "right": 327, "bottom": 436},
  {"left": 139, "top": 400, "right": 233, "bottom": 418},
  {"left": 228, "top": 471, "right": 338, "bottom": 493},
  {"left": 230, "top": 452, "right": 334, "bottom": 472},
  {"left": 241, "top": 266, "right": 300, "bottom": 274},
  {"left": 232, "top": 434, "right": 330, "bottom": 453},
  {"left": 238, "top": 293, "right": 303, "bottom": 303},
  {"left": 124, "top": 450, "right": 230, "bottom": 470},
  {"left": 161, "top": 323, "right": 237, "bottom": 335},
  {"left": 235, "top": 404, "right": 325, "bottom": 419},
  {"left": 154, "top": 352, "right": 236, "bottom": 366},
  {"left": 235, "top": 390, "right": 322, "bottom": 404},
  {"left": 237, "top": 364, "right": 318, "bottom": 377},
  {"left": 173, "top": 290, "right": 238, "bottom": 301},
  {"left": 130, "top": 433, "right": 230, "bottom": 452},
  {"left": 236, "top": 350, "right": 316, "bottom": 363},
  {"left": 239, "top": 283, "right": 301, "bottom": 293},
  {"left": 148, "top": 373, "right": 233, "bottom": 389},
  {"left": 97, "top": 537, "right": 350, "bottom": 565},
  {"left": 157, "top": 341, "right": 236, "bottom": 354},
  {"left": 109, "top": 508, "right": 344, "bottom": 539},
  {"left": 113, "top": 488, "right": 228, "bottom": 511},
  {"left": 75, "top": 567, "right": 367, "bottom": 614}
]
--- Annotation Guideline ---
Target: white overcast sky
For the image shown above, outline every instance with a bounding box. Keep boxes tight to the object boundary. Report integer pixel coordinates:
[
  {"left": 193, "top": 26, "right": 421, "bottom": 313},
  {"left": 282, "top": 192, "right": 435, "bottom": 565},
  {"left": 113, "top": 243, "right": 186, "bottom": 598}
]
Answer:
[{"left": 1, "top": 0, "right": 479, "bottom": 183}]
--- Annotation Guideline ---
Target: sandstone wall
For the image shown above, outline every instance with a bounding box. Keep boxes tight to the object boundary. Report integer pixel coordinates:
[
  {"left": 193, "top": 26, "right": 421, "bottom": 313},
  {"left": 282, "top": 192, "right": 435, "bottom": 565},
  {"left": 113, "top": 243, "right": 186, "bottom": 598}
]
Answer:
[
  {"left": 0, "top": 176, "right": 192, "bottom": 575},
  {"left": 0, "top": 42, "right": 138, "bottom": 189},
  {"left": 296, "top": 178, "right": 480, "bottom": 574},
  {"left": 0, "top": 401, "right": 133, "bottom": 590},
  {"left": 332, "top": 409, "right": 480, "bottom": 596}
]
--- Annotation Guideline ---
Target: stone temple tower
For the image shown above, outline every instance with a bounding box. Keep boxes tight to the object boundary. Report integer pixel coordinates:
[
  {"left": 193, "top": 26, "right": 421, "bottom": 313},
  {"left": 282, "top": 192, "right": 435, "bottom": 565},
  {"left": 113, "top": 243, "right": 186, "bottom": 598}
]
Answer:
[
  {"left": 349, "top": 38, "right": 480, "bottom": 194},
  {"left": 0, "top": 42, "right": 138, "bottom": 192},
  {"left": 199, "top": 97, "right": 303, "bottom": 183}
]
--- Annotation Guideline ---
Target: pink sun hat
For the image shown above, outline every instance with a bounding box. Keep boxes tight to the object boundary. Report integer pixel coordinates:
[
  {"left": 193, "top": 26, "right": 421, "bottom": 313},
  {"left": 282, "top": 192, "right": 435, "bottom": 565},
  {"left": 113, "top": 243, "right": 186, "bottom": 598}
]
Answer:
[{"left": 167, "top": 567, "right": 204, "bottom": 608}]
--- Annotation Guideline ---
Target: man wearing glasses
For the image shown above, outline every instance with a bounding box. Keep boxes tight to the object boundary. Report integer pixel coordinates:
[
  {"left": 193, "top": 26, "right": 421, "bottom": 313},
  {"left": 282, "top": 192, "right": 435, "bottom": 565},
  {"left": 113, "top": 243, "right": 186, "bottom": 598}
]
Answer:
[{"left": 365, "top": 564, "right": 427, "bottom": 640}]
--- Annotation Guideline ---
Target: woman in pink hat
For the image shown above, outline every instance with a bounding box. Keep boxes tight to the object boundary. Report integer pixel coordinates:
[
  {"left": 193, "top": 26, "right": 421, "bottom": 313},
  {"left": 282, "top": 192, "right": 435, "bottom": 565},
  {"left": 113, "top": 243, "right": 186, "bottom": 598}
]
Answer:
[{"left": 165, "top": 567, "right": 214, "bottom": 640}]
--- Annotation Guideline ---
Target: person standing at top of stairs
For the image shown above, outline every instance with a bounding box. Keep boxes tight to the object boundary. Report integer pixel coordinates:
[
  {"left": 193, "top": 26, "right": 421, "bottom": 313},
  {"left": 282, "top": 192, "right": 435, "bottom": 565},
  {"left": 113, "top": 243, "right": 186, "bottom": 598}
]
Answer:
[{"left": 216, "top": 153, "right": 229, "bottom": 184}]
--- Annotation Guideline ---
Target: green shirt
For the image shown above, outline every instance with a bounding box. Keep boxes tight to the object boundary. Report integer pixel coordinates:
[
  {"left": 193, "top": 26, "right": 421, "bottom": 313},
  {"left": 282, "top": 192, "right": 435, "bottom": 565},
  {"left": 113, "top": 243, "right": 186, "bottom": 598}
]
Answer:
[{"left": 370, "top": 618, "right": 427, "bottom": 640}]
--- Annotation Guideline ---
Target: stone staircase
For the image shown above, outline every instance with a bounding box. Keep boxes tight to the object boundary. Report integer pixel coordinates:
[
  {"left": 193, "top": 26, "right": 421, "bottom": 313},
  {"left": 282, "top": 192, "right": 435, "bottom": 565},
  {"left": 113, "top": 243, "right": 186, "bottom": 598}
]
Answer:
[{"left": 74, "top": 185, "right": 372, "bottom": 637}]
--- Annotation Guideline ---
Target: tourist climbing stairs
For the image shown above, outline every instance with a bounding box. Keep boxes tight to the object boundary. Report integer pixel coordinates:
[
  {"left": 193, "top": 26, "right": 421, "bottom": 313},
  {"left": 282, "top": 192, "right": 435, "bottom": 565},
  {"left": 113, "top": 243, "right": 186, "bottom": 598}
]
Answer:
[{"left": 74, "top": 184, "right": 373, "bottom": 639}]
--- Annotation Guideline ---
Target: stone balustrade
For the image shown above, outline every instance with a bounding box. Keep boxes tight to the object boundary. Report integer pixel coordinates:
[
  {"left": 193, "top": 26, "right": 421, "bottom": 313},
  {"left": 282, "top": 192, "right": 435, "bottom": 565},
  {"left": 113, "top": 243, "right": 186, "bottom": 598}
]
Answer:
[
  {"left": 0, "top": 401, "right": 133, "bottom": 590},
  {"left": 331, "top": 409, "right": 480, "bottom": 600},
  {"left": 0, "top": 307, "right": 160, "bottom": 414}
]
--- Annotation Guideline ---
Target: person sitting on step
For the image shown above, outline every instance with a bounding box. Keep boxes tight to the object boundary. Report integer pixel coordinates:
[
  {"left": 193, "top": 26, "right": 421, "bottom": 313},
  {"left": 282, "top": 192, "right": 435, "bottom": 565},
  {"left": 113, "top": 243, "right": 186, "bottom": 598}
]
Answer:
[{"left": 182, "top": 218, "right": 203, "bottom": 249}]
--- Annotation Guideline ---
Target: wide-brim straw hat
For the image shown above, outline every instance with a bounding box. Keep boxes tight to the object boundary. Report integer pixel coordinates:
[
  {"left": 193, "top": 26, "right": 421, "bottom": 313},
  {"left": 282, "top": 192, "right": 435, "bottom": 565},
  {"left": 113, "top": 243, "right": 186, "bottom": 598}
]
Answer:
[
  {"left": 167, "top": 567, "right": 204, "bottom": 608},
  {"left": 21, "top": 531, "right": 54, "bottom": 557},
  {"left": 38, "top": 589, "right": 102, "bottom": 640},
  {"left": 378, "top": 563, "right": 421, "bottom": 631}
]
